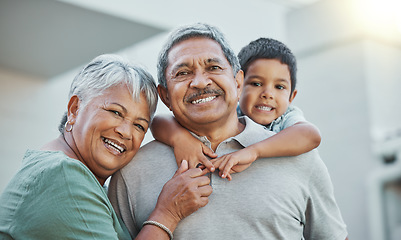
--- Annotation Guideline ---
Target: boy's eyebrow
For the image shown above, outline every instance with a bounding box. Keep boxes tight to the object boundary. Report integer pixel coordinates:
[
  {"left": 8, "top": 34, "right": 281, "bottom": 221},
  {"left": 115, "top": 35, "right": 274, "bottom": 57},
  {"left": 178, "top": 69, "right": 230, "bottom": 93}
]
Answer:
[{"left": 276, "top": 78, "right": 291, "bottom": 84}]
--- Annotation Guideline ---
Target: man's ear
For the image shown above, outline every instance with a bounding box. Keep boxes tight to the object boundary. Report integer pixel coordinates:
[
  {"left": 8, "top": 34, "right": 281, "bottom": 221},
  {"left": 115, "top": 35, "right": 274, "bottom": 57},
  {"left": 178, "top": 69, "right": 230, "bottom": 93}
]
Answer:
[
  {"left": 157, "top": 85, "right": 172, "bottom": 111},
  {"left": 235, "top": 70, "right": 244, "bottom": 101},
  {"left": 289, "top": 89, "right": 298, "bottom": 103},
  {"left": 67, "top": 95, "right": 80, "bottom": 124}
]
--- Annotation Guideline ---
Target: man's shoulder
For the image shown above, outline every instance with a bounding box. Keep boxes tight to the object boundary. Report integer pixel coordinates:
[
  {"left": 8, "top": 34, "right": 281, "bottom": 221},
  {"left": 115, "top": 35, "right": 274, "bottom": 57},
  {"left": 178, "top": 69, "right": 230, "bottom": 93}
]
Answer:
[{"left": 120, "top": 140, "right": 177, "bottom": 175}]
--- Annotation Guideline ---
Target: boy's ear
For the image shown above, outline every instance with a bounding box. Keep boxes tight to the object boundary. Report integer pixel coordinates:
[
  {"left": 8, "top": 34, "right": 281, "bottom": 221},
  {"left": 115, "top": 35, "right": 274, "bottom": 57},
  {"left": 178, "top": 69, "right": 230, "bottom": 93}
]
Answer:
[
  {"left": 157, "top": 85, "right": 172, "bottom": 111},
  {"left": 289, "top": 89, "right": 298, "bottom": 103},
  {"left": 67, "top": 95, "right": 80, "bottom": 124}
]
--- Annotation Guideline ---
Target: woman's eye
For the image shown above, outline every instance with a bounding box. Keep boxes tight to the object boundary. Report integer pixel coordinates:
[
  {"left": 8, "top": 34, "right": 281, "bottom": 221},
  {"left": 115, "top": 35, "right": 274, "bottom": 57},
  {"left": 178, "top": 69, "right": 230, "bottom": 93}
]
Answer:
[
  {"left": 109, "top": 110, "right": 122, "bottom": 117},
  {"left": 134, "top": 124, "right": 145, "bottom": 132}
]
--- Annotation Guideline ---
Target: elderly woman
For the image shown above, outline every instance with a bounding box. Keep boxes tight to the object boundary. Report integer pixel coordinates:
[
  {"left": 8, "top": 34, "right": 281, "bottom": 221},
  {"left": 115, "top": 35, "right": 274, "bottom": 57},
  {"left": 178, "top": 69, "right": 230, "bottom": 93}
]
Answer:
[{"left": 0, "top": 54, "right": 212, "bottom": 240}]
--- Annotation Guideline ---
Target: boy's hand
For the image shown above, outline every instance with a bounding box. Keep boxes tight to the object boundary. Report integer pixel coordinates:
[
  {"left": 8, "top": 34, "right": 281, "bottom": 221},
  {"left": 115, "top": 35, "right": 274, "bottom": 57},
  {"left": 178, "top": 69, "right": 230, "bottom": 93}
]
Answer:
[
  {"left": 173, "top": 138, "right": 217, "bottom": 172},
  {"left": 211, "top": 147, "right": 258, "bottom": 181}
]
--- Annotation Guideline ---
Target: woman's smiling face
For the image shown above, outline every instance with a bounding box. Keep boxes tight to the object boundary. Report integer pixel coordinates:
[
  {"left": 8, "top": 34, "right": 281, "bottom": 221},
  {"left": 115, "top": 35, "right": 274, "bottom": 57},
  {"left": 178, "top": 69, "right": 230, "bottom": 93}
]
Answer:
[{"left": 69, "top": 84, "right": 150, "bottom": 184}]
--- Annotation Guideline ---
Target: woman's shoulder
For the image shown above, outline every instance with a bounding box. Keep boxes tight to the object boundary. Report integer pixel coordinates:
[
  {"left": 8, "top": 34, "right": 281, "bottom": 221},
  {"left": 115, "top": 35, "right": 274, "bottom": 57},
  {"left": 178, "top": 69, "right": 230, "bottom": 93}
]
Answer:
[{"left": 23, "top": 149, "right": 99, "bottom": 188}]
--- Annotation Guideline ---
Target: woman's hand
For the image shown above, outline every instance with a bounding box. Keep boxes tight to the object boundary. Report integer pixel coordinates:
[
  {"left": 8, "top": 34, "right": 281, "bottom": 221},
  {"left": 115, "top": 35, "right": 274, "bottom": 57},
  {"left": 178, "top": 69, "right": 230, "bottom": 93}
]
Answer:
[{"left": 147, "top": 160, "right": 212, "bottom": 232}]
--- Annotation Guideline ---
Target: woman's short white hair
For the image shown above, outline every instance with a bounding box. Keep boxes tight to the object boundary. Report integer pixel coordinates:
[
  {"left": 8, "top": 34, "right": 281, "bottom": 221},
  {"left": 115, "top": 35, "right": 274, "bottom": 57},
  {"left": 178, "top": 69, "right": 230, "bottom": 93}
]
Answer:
[{"left": 59, "top": 54, "right": 158, "bottom": 133}]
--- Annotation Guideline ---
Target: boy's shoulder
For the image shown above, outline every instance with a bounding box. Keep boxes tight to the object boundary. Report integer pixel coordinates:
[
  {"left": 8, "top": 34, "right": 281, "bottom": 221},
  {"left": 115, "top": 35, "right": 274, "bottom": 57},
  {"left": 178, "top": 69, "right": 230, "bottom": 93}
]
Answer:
[{"left": 269, "top": 105, "right": 306, "bottom": 132}]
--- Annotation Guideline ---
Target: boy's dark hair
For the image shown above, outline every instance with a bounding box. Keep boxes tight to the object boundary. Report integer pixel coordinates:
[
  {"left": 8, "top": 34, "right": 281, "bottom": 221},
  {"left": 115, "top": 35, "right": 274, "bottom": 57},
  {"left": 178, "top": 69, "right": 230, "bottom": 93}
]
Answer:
[{"left": 238, "top": 38, "right": 297, "bottom": 95}]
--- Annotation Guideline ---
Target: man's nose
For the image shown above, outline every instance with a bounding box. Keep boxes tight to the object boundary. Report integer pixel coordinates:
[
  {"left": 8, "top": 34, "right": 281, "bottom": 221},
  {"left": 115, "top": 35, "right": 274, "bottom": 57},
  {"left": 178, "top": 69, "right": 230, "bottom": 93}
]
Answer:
[{"left": 189, "top": 72, "right": 212, "bottom": 89}]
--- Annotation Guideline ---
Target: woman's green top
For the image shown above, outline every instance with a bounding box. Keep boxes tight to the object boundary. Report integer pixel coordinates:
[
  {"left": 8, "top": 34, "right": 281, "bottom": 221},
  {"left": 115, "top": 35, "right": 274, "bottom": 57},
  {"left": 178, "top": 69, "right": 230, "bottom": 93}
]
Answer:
[{"left": 0, "top": 150, "right": 131, "bottom": 240}]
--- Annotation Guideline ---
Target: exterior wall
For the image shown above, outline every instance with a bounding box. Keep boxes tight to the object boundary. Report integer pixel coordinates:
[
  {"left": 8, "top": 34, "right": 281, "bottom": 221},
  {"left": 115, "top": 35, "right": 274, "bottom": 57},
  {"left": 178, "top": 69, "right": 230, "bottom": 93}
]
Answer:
[{"left": 288, "top": 0, "right": 401, "bottom": 239}]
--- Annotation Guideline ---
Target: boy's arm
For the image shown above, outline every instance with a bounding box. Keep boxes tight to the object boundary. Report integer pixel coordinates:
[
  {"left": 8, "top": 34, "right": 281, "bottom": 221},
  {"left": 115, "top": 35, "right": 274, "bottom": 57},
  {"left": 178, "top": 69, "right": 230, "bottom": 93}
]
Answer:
[
  {"left": 252, "top": 121, "right": 321, "bottom": 157},
  {"left": 151, "top": 114, "right": 216, "bottom": 170},
  {"left": 212, "top": 121, "right": 321, "bottom": 179}
]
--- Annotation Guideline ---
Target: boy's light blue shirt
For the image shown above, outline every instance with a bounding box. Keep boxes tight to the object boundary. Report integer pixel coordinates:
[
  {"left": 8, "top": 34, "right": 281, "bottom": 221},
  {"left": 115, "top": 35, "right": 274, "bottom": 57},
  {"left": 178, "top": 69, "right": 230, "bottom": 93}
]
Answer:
[{"left": 237, "top": 104, "right": 306, "bottom": 132}]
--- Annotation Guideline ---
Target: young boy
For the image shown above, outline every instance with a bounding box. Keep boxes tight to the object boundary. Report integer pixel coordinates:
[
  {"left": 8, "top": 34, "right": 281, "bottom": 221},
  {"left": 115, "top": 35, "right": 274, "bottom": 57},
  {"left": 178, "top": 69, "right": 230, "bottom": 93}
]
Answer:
[{"left": 151, "top": 37, "right": 321, "bottom": 180}]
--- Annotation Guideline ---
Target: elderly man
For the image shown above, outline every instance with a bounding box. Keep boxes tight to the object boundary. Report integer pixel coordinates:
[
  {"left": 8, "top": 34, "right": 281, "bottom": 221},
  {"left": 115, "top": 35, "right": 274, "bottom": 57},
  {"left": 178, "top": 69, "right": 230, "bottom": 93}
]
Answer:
[{"left": 108, "top": 23, "right": 348, "bottom": 240}]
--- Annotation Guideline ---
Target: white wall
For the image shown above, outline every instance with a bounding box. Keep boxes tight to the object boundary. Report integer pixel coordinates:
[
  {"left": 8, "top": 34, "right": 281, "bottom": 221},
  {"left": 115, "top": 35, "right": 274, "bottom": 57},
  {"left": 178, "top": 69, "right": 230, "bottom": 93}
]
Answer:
[{"left": 287, "top": 0, "right": 401, "bottom": 239}]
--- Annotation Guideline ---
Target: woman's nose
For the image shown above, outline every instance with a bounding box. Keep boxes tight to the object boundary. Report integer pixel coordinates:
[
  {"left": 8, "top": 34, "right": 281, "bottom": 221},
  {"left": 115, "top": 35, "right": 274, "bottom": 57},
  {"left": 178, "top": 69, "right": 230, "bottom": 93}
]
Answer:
[{"left": 115, "top": 120, "right": 132, "bottom": 140}]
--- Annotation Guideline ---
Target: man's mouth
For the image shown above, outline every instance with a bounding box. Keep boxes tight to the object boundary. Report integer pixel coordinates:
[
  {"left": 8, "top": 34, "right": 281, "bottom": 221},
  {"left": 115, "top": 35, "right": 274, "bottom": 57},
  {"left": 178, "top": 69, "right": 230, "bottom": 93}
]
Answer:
[
  {"left": 186, "top": 88, "right": 224, "bottom": 104},
  {"left": 102, "top": 137, "right": 126, "bottom": 153},
  {"left": 191, "top": 96, "right": 217, "bottom": 104}
]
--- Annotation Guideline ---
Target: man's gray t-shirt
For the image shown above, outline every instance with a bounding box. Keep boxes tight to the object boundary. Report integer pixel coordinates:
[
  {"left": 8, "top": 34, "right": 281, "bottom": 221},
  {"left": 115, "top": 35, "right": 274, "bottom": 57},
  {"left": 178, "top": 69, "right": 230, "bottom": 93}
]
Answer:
[{"left": 108, "top": 116, "right": 347, "bottom": 240}]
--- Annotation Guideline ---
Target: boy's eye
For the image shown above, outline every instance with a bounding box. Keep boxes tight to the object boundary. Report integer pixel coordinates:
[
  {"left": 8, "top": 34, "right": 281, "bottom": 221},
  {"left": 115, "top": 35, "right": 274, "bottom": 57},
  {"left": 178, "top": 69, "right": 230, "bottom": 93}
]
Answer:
[
  {"left": 276, "top": 85, "right": 285, "bottom": 90},
  {"left": 251, "top": 82, "right": 262, "bottom": 87}
]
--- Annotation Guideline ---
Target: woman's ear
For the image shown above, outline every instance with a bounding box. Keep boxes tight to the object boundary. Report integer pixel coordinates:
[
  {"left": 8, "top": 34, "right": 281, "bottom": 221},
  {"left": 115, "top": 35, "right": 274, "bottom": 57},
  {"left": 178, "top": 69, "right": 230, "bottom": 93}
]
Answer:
[
  {"left": 67, "top": 95, "right": 80, "bottom": 123},
  {"left": 157, "top": 85, "right": 172, "bottom": 111},
  {"left": 289, "top": 89, "right": 298, "bottom": 103}
]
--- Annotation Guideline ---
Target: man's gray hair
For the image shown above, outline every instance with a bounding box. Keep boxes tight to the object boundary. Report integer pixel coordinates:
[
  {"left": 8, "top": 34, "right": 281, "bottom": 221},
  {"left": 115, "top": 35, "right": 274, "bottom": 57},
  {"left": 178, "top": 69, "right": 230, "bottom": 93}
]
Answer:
[
  {"left": 58, "top": 54, "right": 158, "bottom": 133},
  {"left": 157, "top": 23, "right": 241, "bottom": 88}
]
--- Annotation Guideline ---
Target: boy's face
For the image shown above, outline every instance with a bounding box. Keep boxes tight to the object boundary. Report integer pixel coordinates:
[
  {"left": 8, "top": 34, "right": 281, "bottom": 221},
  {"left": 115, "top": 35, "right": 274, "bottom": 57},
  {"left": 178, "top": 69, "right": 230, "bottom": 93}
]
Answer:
[{"left": 239, "top": 58, "right": 297, "bottom": 126}]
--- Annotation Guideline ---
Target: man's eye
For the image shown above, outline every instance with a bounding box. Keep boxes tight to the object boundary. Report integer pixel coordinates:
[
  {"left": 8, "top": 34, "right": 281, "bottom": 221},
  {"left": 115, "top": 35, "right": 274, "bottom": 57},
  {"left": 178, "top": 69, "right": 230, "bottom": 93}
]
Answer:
[
  {"left": 209, "top": 66, "right": 221, "bottom": 71},
  {"left": 176, "top": 71, "right": 189, "bottom": 76}
]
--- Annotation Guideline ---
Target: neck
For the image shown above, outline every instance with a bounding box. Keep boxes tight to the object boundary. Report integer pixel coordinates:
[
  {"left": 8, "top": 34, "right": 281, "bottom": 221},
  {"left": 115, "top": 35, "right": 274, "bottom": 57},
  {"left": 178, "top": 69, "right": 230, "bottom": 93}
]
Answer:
[
  {"left": 187, "top": 114, "right": 244, "bottom": 151},
  {"left": 42, "top": 135, "right": 106, "bottom": 186}
]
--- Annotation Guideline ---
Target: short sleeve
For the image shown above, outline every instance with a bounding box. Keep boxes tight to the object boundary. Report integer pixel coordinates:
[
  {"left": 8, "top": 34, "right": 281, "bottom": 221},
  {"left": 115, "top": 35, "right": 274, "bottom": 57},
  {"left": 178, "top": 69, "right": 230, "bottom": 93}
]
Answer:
[
  {"left": 12, "top": 158, "right": 130, "bottom": 240},
  {"left": 303, "top": 158, "right": 348, "bottom": 240},
  {"left": 269, "top": 105, "right": 306, "bottom": 132},
  {"left": 108, "top": 170, "right": 140, "bottom": 238}
]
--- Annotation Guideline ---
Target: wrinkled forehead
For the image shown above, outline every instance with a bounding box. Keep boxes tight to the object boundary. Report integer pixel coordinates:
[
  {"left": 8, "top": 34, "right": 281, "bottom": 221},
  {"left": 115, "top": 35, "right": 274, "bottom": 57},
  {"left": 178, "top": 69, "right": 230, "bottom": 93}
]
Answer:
[{"left": 167, "top": 37, "right": 228, "bottom": 70}]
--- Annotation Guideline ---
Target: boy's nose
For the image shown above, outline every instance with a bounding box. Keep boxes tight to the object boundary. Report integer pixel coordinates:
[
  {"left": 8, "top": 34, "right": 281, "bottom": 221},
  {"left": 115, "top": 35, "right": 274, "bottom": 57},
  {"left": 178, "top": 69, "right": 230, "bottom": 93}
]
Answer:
[{"left": 261, "top": 88, "right": 274, "bottom": 99}]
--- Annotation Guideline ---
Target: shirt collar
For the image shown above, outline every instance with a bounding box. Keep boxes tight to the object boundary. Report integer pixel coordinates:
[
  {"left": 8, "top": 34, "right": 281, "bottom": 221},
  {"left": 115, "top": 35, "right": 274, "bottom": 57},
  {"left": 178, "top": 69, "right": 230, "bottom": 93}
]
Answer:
[{"left": 190, "top": 116, "right": 275, "bottom": 149}]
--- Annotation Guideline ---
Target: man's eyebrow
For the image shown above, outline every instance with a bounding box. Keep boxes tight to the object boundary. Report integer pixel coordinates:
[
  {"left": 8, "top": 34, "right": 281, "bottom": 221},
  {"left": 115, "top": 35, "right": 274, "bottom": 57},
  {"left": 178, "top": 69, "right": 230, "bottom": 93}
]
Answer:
[
  {"left": 205, "top": 58, "right": 224, "bottom": 65},
  {"left": 170, "top": 62, "right": 190, "bottom": 74}
]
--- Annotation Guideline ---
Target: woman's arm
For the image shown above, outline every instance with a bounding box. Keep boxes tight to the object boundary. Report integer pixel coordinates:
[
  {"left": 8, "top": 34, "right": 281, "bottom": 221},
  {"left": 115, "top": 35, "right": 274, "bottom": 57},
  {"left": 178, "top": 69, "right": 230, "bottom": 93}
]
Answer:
[{"left": 135, "top": 160, "right": 212, "bottom": 239}]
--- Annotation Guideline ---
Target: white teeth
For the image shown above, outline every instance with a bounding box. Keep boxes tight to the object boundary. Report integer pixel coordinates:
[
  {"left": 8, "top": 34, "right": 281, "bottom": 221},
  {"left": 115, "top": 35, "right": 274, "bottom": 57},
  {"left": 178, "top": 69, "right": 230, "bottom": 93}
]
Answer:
[
  {"left": 257, "top": 106, "right": 272, "bottom": 111},
  {"left": 103, "top": 137, "right": 124, "bottom": 153},
  {"left": 191, "top": 96, "right": 216, "bottom": 104}
]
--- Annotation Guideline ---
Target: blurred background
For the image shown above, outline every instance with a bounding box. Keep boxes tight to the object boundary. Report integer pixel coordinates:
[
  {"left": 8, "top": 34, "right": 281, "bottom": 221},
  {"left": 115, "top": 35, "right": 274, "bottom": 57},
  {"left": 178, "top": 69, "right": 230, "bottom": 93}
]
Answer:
[{"left": 1, "top": 0, "right": 401, "bottom": 239}]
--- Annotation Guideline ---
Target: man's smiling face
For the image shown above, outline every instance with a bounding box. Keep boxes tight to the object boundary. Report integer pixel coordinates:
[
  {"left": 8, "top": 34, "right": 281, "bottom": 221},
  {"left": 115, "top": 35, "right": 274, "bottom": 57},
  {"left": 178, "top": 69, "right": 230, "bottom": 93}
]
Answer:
[{"left": 159, "top": 37, "right": 242, "bottom": 132}]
